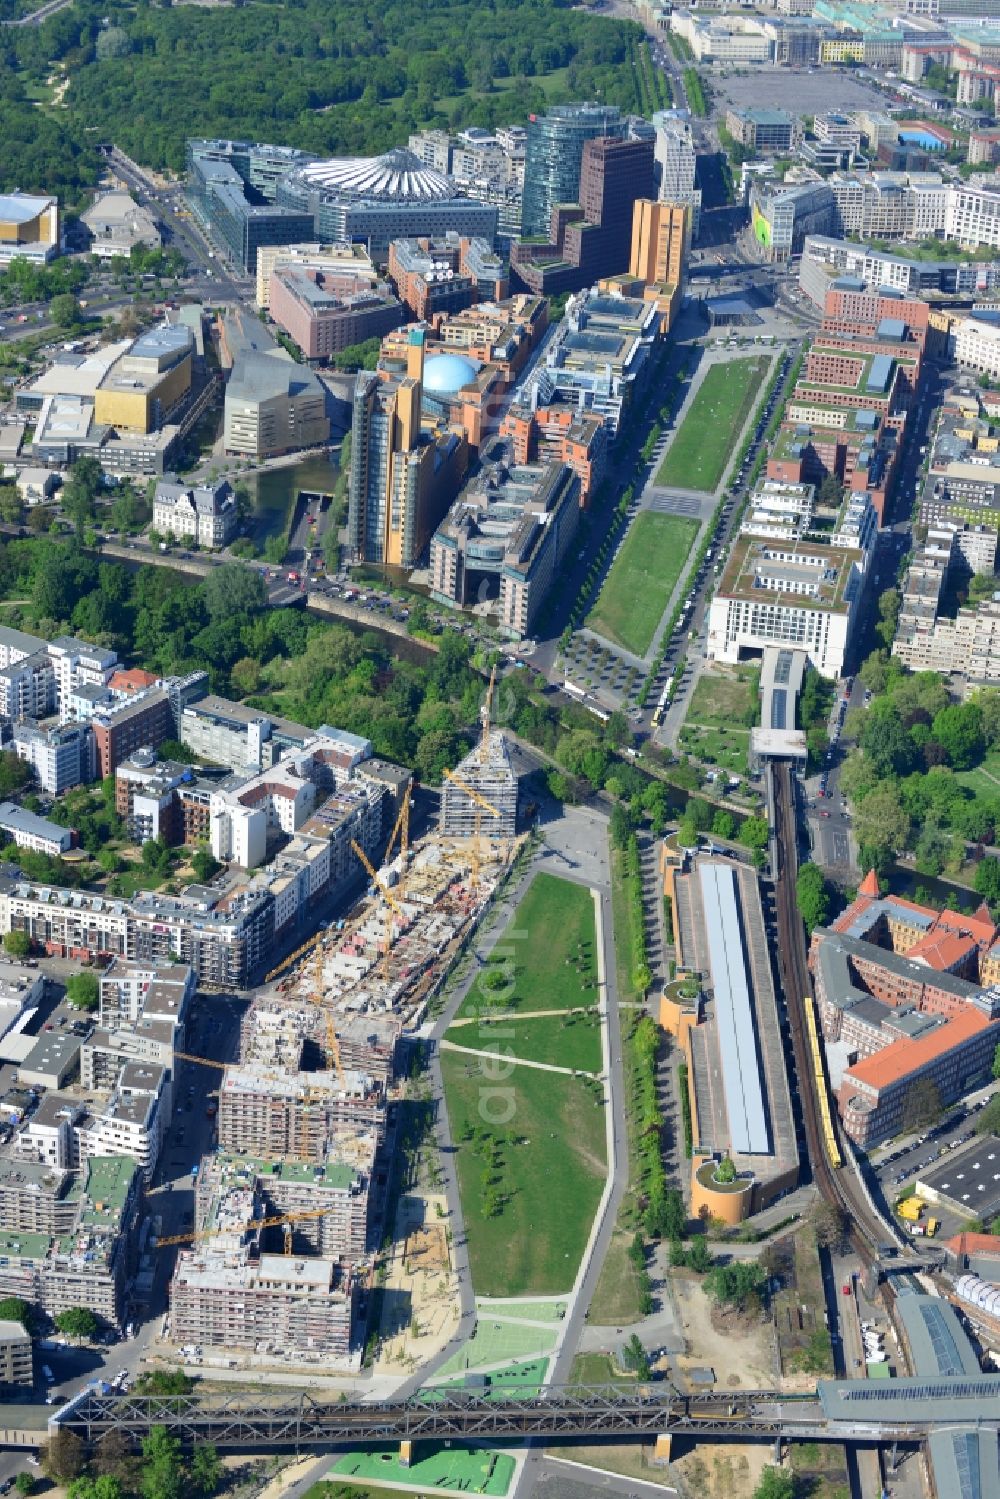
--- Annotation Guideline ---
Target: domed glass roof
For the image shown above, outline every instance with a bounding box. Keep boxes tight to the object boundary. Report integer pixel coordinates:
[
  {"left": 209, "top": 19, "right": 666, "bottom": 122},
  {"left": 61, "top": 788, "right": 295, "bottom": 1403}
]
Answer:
[
  {"left": 423, "top": 352, "right": 480, "bottom": 396},
  {"left": 298, "top": 148, "right": 454, "bottom": 202}
]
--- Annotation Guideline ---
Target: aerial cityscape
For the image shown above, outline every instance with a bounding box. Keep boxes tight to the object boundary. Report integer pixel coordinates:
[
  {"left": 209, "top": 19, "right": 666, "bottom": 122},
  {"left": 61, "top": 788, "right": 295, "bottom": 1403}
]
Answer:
[{"left": 9, "top": 0, "right": 1000, "bottom": 1496}]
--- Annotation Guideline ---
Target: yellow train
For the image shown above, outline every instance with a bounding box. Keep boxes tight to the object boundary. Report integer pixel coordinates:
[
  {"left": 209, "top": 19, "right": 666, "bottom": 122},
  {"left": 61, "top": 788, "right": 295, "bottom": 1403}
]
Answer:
[{"left": 804, "top": 991, "right": 842, "bottom": 1170}]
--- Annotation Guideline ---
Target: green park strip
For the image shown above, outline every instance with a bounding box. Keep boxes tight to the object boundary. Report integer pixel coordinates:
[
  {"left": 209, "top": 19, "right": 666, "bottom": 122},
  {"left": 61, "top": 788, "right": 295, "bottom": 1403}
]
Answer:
[
  {"left": 656, "top": 356, "right": 771, "bottom": 493},
  {"left": 448, "top": 1009, "right": 602, "bottom": 1073},
  {"left": 429, "top": 1356, "right": 551, "bottom": 1391},
  {"left": 442, "top": 1051, "right": 607, "bottom": 1296},
  {"left": 326, "top": 1444, "right": 515, "bottom": 1496},
  {"left": 453, "top": 873, "right": 598, "bottom": 1020},
  {"left": 586, "top": 512, "right": 699, "bottom": 657}
]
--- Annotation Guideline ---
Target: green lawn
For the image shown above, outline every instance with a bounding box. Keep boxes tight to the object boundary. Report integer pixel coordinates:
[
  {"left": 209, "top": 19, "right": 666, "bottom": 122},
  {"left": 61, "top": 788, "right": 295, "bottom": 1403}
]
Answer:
[
  {"left": 586, "top": 1229, "right": 647, "bottom": 1326},
  {"left": 453, "top": 873, "right": 598, "bottom": 1021},
  {"left": 956, "top": 748, "right": 1000, "bottom": 799},
  {"left": 586, "top": 512, "right": 699, "bottom": 656},
  {"left": 442, "top": 1053, "right": 607, "bottom": 1296},
  {"left": 429, "top": 1357, "right": 550, "bottom": 1394},
  {"left": 677, "top": 723, "right": 750, "bottom": 776},
  {"left": 685, "top": 668, "right": 758, "bottom": 732},
  {"left": 329, "top": 1446, "right": 514, "bottom": 1497},
  {"left": 451, "top": 1010, "right": 602, "bottom": 1073},
  {"left": 656, "top": 357, "right": 770, "bottom": 492}
]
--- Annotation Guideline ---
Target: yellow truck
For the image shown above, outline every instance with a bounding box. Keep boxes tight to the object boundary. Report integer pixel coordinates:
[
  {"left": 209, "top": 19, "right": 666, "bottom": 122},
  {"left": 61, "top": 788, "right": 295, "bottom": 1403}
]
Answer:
[{"left": 897, "top": 1196, "right": 925, "bottom": 1223}]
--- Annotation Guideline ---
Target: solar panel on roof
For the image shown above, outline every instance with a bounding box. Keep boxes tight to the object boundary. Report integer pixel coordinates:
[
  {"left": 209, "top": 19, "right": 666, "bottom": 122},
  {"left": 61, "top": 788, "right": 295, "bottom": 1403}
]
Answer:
[{"left": 771, "top": 689, "right": 787, "bottom": 731}]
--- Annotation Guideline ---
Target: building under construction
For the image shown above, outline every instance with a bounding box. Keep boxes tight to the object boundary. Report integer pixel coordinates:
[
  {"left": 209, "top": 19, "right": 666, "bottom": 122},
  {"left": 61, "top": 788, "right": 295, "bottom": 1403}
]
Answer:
[
  {"left": 440, "top": 729, "right": 517, "bottom": 839},
  {"left": 217, "top": 1065, "right": 386, "bottom": 1162}
]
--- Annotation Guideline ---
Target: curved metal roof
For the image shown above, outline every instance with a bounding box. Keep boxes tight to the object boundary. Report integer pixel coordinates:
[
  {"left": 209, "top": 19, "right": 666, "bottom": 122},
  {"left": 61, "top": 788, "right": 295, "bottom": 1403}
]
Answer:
[{"left": 297, "top": 149, "right": 455, "bottom": 203}]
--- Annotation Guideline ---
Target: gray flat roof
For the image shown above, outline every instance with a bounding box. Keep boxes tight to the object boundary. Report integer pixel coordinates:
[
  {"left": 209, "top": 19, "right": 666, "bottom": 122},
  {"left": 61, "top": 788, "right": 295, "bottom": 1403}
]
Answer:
[
  {"left": 698, "top": 862, "right": 769, "bottom": 1156},
  {"left": 918, "top": 1134, "right": 1000, "bottom": 1219},
  {"left": 895, "top": 1294, "right": 981, "bottom": 1378}
]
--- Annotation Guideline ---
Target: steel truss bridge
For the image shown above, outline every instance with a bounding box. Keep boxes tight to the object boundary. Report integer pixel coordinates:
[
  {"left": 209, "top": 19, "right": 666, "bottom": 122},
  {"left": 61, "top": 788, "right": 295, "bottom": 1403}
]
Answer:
[{"left": 52, "top": 1385, "right": 923, "bottom": 1451}]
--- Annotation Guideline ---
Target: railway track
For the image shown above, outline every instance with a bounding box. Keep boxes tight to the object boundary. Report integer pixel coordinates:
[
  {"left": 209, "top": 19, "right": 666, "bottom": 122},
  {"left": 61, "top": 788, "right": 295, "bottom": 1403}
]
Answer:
[{"left": 769, "top": 760, "right": 889, "bottom": 1261}]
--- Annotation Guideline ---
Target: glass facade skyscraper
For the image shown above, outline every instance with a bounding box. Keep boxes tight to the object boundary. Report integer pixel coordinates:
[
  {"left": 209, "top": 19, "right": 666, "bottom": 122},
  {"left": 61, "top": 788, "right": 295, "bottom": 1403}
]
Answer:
[{"left": 520, "top": 104, "right": 628, "bottom": 240}]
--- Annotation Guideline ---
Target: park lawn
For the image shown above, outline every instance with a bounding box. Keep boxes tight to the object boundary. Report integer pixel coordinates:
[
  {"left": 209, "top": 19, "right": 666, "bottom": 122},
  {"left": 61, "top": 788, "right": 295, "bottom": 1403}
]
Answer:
[
  {"left": 571, "top": 1351, "right": 634, "bottom": 1385},
  {"left": 586, "top": 512, "right": 699, "bottom": 656},
  {"left": 956, "top": 748, "right": 1000, "bottom": 798},
  {"left": 329, "top": 1445, "right": 514, "bottom": 1497},
  {"left": 450, "top": 1008, "right": 603, "bottom": 1073},
  {"left": 685, "top": 668, "right": 757, "bottom": 732},
  {"left": 586, "top": 1228, "right": 647, "bottom": 1325},
  {"left": 677, "top": 723, "right": 749, "bottom": 776},
  {"left": 656, "top": 356, "right": 770, "bottom": 492},
  {"left": 442, "top": 1052, "right": 607, "bottom": 1296},
  {"left": 453, "top": 873, "right": 598, "bottom": 1021}
]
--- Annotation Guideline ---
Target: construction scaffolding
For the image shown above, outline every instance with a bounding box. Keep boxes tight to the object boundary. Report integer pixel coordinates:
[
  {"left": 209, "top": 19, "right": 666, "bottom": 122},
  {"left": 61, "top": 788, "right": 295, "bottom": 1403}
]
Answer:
[{"left": 440, "top": 731, "right": 517, "bottom": 840}]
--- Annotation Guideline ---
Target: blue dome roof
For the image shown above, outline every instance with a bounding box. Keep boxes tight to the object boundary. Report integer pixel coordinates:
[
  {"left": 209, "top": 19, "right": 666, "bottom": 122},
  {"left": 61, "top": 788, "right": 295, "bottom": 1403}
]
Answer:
[{"left": 423, "top": 352, "right": 479, "bottom": 397}]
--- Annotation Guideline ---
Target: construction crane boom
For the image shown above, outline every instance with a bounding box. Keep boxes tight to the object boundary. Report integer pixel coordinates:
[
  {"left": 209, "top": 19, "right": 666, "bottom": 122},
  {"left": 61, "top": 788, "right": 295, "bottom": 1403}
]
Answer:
[
  {"left": 350, "top": 840, "right": 403, "bottom": 916},
  {"left": 173, "top": 1052, "right": 227, "bottom": 1070},
  {"left": 313, "top": 942, "right": 346, "bottom": 1087},
  {"left": 479, "top": 663, "right": 496, "bottom": 761},
  {"left": 382, "top": 781, "right": 412, "bottom": 871},
  {"left": 155, "top": 1206, "right": 333, "bottom": 1249},
  {"left": 442, "top": 768, "right": 500, "bottom": 820}
]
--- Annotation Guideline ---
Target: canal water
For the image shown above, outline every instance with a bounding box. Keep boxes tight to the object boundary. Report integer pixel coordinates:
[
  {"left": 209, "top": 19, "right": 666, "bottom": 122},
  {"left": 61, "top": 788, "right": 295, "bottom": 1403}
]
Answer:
[{"left": 243, "top": 453, "right": 342, "bottom": 544}]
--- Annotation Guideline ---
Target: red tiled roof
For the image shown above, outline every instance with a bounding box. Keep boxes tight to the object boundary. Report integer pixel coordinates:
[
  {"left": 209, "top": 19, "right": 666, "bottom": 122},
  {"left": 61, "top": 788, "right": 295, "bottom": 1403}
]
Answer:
[
  {"left": 905, "top": 930, "right": 977, "bottom": 973},
  {"left": 109, "top": 668, "right": 158, "bottom": 694},
  {"left": 845, "top": 1008, "right": 992, "bottom": 1093},
  {"left": 944, "top": 1232, "right": 1000, "bottom": 1257},
  {"left": 935, "top": 906, "right": 998, "bottom": 946},
  {"left": 859, "top": 869, "right": 880, "bottom": 897}
]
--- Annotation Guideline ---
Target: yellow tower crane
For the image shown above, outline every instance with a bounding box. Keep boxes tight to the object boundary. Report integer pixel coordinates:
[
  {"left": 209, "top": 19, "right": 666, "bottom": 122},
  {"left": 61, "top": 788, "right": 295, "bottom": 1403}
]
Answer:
[
  {"left": 441, "top": 768, "right": 500, "bottom": 894},
  {"left": 312, "top": 940, "right": 346, "bottom": 1087},
  {"left": 381, "top": 781, "right": 412, "bottom": 889},
  {"left": 155, "top": 1206, "right": 333, "bottom": 1249},
  {"left": 351, "top": 839, "right": 404, "bottom": 980}
]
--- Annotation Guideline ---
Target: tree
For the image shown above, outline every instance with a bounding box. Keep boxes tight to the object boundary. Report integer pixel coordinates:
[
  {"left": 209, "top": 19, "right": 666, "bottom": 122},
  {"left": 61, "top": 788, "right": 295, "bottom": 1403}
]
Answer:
[
  {"left": 65, "top": 972, "right": 99, "bottom": 1012},
  {"left": 43, "top": 1429, "right": 86, "bottom": 1482},
  {"left": 853, "top": 785, "right": 910, "bottom": 864},
  {"left": 796, "top": 862, "right": 830, "bottom": 933},
  {"left": 753, "top": 1468, "right": 795, "bottom": 1499},
  {"left": 0, "top": 1297, "right": 31, "bottom": 1329},
  {"left": 201, "top": 562, "right": 266, "bottom": 621},
  {"left": 15, "top": 1475, "right": 35, "bottom": 1496},
  {"left": 141, "top": 1426, "right": 184, "bottom": 1499},
  {"left": 739, "top": 816, "right": 769, "bottom": 850},
  {"left": 932, "top": 702, "right": 985, "bottom": 771},
  {"left": 50, "top": 294, "right": 80, "bottom": 330},
  {"left": 976, "top": 856, "right": 1000, "bottom": 910},
  {"left": 189, "top": 1445, "right": 222, "bottom": 1497},
  {"left": 91, "top": 1435, "right": 133, "bottom": 1484},
  {"left": 810, "top": 1200, "right": 847, "bottom": 1253},
  {"left": 686, "top": 1237, "right": 714, "bottom": 1273},
  {"left": 992, "top": 1042, "right": 1000, "bottom": 1082},
  {"left": 859, "top": 708, "right": 917, "bottom": 778},
  {"left": 621, "top": 1333, "right": 651, "bottom": 1380},
  {"left": 2, "top": 931, "right": 30, "bottom": 959},
  {"left": 704, "top": 1260, "right": 765, "bottom": 1312},
  {"left": 661, "top": 1187, "right": 687, "bottom": 1242},
  {"left": 55, "top": 1306, "right": 98, "bottom": 1341},
  {"left": 902, "top": 1076, "right": 943, "bottom": 1134}
]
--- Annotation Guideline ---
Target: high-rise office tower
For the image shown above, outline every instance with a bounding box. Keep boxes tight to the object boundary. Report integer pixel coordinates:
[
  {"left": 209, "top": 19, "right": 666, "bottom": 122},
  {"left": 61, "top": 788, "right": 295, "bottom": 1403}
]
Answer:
[
  {"left": 348, "top": 329, "right": 468, "bottom": 568},
  {"left": 630, "top": 199, "right": 689, "bottom": 289},
  {"left": 520, "top": 103, "right": 628, "bottom": 239},
  {"left": 652, "top": 112, "right": 702, "bottom": 238}
]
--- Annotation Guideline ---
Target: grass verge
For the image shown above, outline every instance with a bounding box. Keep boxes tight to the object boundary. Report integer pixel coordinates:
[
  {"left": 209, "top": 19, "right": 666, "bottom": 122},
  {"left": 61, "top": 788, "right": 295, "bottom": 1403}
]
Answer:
[{"left": 450, "top": 1009, "right": 602, "bottom": 1073}]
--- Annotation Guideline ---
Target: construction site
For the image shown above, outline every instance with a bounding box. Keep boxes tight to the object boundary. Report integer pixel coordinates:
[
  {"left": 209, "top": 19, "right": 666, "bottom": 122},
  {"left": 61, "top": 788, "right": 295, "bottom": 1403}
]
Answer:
[{"left": 156, "top": 685, "right": 522, "bottom": 1373}]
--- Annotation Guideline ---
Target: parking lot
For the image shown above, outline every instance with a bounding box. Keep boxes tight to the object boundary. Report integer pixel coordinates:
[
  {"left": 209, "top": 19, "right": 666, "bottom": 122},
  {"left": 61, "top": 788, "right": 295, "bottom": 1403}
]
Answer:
[
  {"left": 711, "top": 67, "right": 889, "bottom": 117},
  {"left": 872, "top": 1088, "right": 1000, "bottom": 1240}
]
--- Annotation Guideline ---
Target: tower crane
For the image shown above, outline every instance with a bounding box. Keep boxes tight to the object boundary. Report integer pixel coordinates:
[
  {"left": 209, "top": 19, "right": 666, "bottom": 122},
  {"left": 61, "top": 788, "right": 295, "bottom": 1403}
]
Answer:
[
  {"left": 441, "top": 768, "right": 500, "bottom": 893},
  {"left": 155, "top": 1205, "right": 333, "bottom": 1249},
  {"left": 351, "top": 839, "right": 403, "bottom": 980},
  {"left": 381, "top": 781, "right": 412, "bottom": 895},
  {"left": 479, "top": 662, "right": 496, "bottom": 761},
  {"left": 311, "top": 940, "right": 346, "bottom": 1088}
]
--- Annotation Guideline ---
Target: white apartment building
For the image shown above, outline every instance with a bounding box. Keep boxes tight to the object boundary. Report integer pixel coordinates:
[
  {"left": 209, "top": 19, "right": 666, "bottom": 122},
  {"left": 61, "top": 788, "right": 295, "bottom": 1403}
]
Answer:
[
  {"left": 954, "top": 314, "right": 1000, "bottom": 381},
  {"left": 945, "top": 179, "right": 1000, "bottom": 251},
  {"left": 78, "top": 1060, "right": 170, "bottom": 1180},
  {"left": 11, "top": 722, "right": 91, "bottom": 797},
  {"left": 47, "top": 637, "right": 118, "bottom": 723},
  {"left": 0, "top": 803, "right": 72, "bottom": 857}
]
